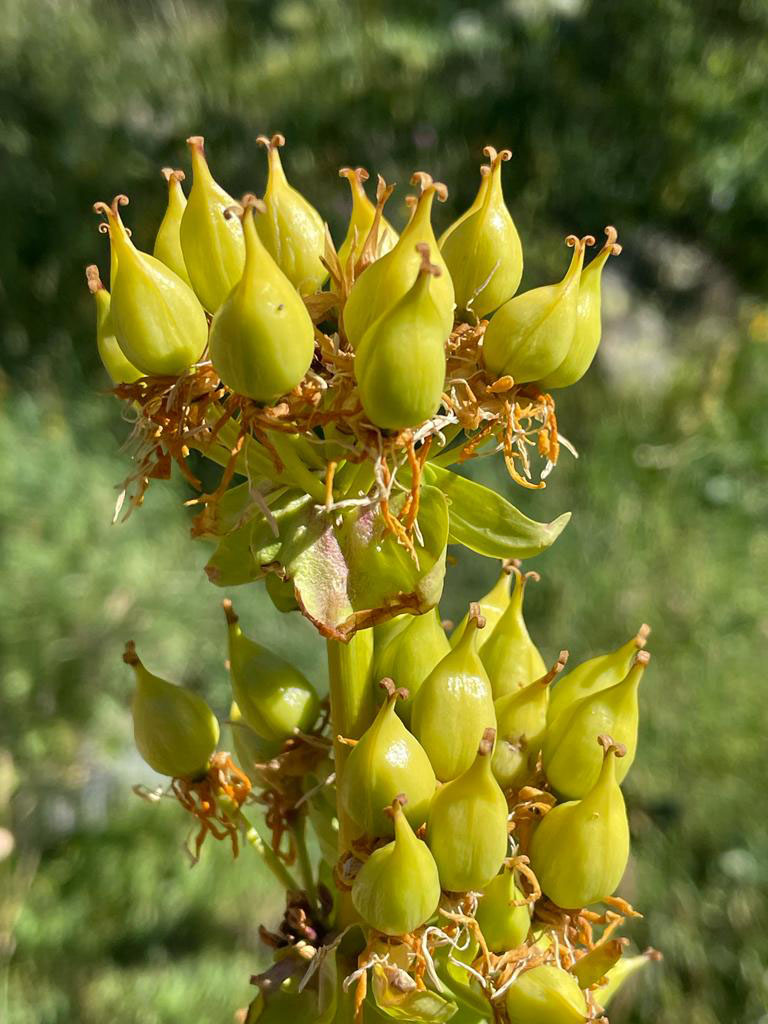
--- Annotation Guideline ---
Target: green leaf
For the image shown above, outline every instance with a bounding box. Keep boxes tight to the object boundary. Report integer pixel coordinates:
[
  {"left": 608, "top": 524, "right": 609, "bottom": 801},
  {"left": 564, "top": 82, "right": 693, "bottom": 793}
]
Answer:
[
  {"left": 423, "top": 464, "right": 570, "bottom": 560},
  {"left": 371, "top": 964, "right": 458, "bottom": 1021}
]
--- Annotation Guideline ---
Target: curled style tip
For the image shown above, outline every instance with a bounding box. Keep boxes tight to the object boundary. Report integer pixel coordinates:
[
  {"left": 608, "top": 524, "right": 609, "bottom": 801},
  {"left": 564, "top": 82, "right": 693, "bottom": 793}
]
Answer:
[
  {"left": 222, "top": 598, "right": 239, "bottom": 625},
  {"left": 468, "top": 601, "right": 487, "bottom": 630},
  {"left": 598, "top": 734, "right": 627, "bottom": 758},
  {"left": 415, "top": 243, "right": 441, "bottom": 278},
  {"left": 123, "top": 640, "right": 139, "bottom": 666},
  {"left": 256, "top": 133, "right": 286, "bottom": 150},
  {"left": 483, "top": 146, "right": 512, "bottom": 166},
  {"left": 603, "top": 225, "right": 622, "bottom": 255},
  {"left": 161, "top": 167, "right": 186, "bottom": 184},
  {"left": 410, "top": 171, "right": 448, "bottom": 202}
]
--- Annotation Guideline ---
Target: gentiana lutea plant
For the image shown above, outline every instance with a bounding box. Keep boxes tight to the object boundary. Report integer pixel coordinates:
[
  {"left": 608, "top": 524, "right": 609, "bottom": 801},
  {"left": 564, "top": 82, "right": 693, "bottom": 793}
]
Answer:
[{"left": 88, "top": 135, "right": 662, "bottom": 1023}]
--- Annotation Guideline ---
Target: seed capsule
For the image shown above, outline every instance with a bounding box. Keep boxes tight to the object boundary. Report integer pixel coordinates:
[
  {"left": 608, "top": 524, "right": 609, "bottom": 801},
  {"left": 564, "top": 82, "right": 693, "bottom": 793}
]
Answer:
[
  {"left": 208, "top": 195, "right": 315, "bottom": 403},
  {"left": 412, "top": 605, "right": 496, "bottom": 782},
  {"left": 223, "top": 599, "right": 319, "bottom": 743},
  {"left": 153, "top": 168, "right": 192, "bottom": 286},
  {"left": 437, "top": 164, "right": 490, "bottom": 248},
  {"left": 483, "top": 235, "right": 591, "bottom": 383},
  {"left": 255, "top": 133, "right": 327, "bottom": 295},
  {"left": 492, "top": 652, "right": 568, "bottom": 791},
  {"left": 373, "top": 608, "right": 450, "bottom": 725},
  {"left": 441, "top": 147, "right": 523, "bottom": 319},
  {"left": 450, "top": 563, "right": 512, "bottom": 649},
  {"left": 480, "top": 566, "right": 546, "bottom": 699},
  {"left": 529, "top": 736, "right": 630, "bottom": 908},
  {"left": 337, "top": 167, "right": 398, "bottom": 274},
  {"left": 340, "top": 679, "right": 436, "bottom": 839},
  {"left": 426, "top": 729, "right": 509, "bottom": 892},
  {"left": 475, "top": 865, "right": 531, "bottom": 953},
  {"left": 548, "top": 624, "right": 650, "bottom": 724},
  {"left": 343, "top": 172, "right": 455, "bottom": 348},
  {"left": 92, "top": 196, "right": 208, "bottom": 376},
  {"left": 124, "top": 641, "right": 219, "bottom": 779},
  {"left": 538, "top": 226, "right": 622, "bottom": 389},
  {"left": 352, "top": 796, "right": 441, "bottom": 936},
  {"left": 180, "top": 135, "right": 246, "bottom": 312},
  {"left": 542, "top": 651, "right": 649, "bottom": 799},
  {"left": 85, "top": 265, "right": 141, "bottom": 384},
  {"left": 505, "top": 964, "right": 588, "bottom": 1024}
]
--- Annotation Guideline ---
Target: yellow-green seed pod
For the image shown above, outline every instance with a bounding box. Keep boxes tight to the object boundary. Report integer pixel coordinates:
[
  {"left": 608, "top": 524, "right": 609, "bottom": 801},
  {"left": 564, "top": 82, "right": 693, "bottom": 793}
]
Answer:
[
  {"left": 475, "top": 865, "right": 531, "bottom": 953},
  {"left": 352, "top": 796, "right": 441, "bottom": 936},
  {"left": 337, "top": 166, "right": 398, "bottom": 274},
  {"left": 412, "top": 606, "right": 496, "bottom": 782},
  {"left": 180, "top": 136, "right": 246, "bottom": 313},
  {"left": 343, "top": 172, "right": 455, "bottom": 348},
  {"left": 492, "top": 652, "right": 568, "bottom": 791},
  {"left": 255, "top": 133, "right": 327, "bottom": 295},
  {"left": 529, "top": 736, "right": 630, "bottom": 909},
  {"left": 124, "top": 641, "right": 219, "bottom": 779},
  {"left": 93, "top": 196, "right": 208, "bottom": 376},
  {"left": 437, "top": 164, "right": 490, "bottom": 248},
  {"left": 355, "top": 244, "right": 447, "bottom": 430},
  {"left": 450, "top": 563, "right": 513, "bottom": 649},
  {"left": 597, "top": 948, "right": 662, "bottom": 1007},
  {"left": 153, "top": 168, "right": 192, "bottom": 286},
  {"left": 505, "top": 964, "right": 588, "bottom": 1024},
  {"left": 542, "top": 651, "right": 649, "bottom": 799},
  {"left": 85, "top": 265, "right": 142, "bottom": 384},
  {"left": 569, "top": 938, "right": 628, "bottom": 989},
  {"left": 373, "top": 608, "right": 450, "bottom": 726},
  {"left": 441, "top": 147, "right": 523, "bottom": 319},
  {"left": 548, "top": 624, "right": 650, "bottom": 725},
  {"left": 340, "top": 680, "right": 436, "bottom": 839},
  {"left": 209, "top": 195, "right": 315, "bottom": 403},
  {"left": 483, "top": 235, "right": 591, "bottom": 383},
  {"left": 426, "top": 729, "right": 509, "bottom": 892},
  {"left": 223, "top": 599, "right": 319, "bottom": 743},
  {"left": 538, "top": 226, "right": 622, "bottom": 390},
  {"left": 480, "top": 566, "right": 546, "bottom": 699}
]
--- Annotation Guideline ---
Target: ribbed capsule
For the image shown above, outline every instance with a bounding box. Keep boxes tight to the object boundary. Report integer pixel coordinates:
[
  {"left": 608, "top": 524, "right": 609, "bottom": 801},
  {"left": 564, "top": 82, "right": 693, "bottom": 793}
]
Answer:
[
  {"left": 255, "top": 133, "right": 327, "bottom": 295},
  {"left": 441, "top": 147, "right": 523, "bottom": 319},
  {"left": 529, "top": 736, "right": 630, "bottom": 909},
  {"left": 542, "top": 651, "right": 649, "bottom": 799},
  {"left": 480, "top": 566, "right": 546, "bottom": 699},
  {"left": 339, "top": 679, "right": 436, "bottom": 839},
  {"left": 351, "top": 796, "right": 441, "bottom": 936},
  {"left": 208, "top": 195, "right": 315, "bottom": 403},
  {"left": 223, "top": 599, "right": 319, "bottom": 743},
  {"left": 426, "top": 729, "right": 509, "bottom": 892},
  {"left": 85, "top": 265, "right": 141, "bottom": 384},
  {"left": 372, "top": 608, "right": 450, "bottom": 726},
  {"left": 337, "top": 166, "right": 398, "bottom": 274},
  {"left": 475, "top": 865, "right": 531, "bottom": 953},
  {"left": 505, "top": 964, "right": 588, "bottom": 1024},
  {"left": 343, "top": 172, "right": 455, "bottom": 347},
  {"left": 180, "top": 136, "right": 246, "bottom": 313},
  {"left": 412, "top": 606, "right": 496, "bottom": 782},
  {"left": 492, "top": 652, "right": 568, "bottom": 791},
  {"left": 355, "top": 244, "right": 448, "bottom": 430},
  {"left": 483, "top": 235, "right": 591, "bottom": 383},
  {"left": 548, "top": 623, "right": 650, "bottom": 725},
  {"left": 93, "top": 196, "right": 208, "bottom": 376},
  {"left": 450, "top": 563, "right": 512, "bottom": 649},
  {"left": 153, "top": 168, "right": 192, "bottom": 286},
  {"left": 124, "top": 641, "right": 219, "bottom": 780},
  {"left": 438, "top": 164, "right": 490, "bottom": 248},
  {"left": 539, "top": 226, "right": 622, "bottom": 389}
]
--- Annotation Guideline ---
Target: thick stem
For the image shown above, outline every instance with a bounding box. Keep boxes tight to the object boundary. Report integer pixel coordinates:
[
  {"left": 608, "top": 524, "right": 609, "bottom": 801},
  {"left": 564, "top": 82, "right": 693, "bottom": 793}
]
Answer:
[
  {"left": 326, "top": 630, "right": 376, "bottom": 926},
  {"left": 292, "top": 811, "right": 319, "bottom": 911}
]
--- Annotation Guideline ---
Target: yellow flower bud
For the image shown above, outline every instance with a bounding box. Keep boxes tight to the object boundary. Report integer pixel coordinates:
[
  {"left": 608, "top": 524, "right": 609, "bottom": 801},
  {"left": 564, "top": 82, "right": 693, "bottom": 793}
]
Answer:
[
  {"left": 153, "top": 168, "right": 192, "bottom": 286},
  {"left": 483, "top": 234, "right": 591, "bottom": 383},
  {"left": 208, "top": 195, "right": 315, "bottom": 404},
  {"left": 93, "top": 196, "right": 208, "bottom": 376},
  {"left": 337, "top": 166, "right": 398, "bottom": 274},
  {"left": 441, "top": 147, "right": 523, "bottom": 318},
  {"left": 255, "top": 133, "right": 327, "bottom": 295},
  {"left": 180, "top": 136, "right": 245, "bottom": 312},
  {"left": 373, "top": 608, "right": 450, "bottom": 726},
  {"left": 85, "top": 265, "right": 141, "bottom": 384},
  {"left": 124, "top": 641, "right": 219, "bottom": 780}
]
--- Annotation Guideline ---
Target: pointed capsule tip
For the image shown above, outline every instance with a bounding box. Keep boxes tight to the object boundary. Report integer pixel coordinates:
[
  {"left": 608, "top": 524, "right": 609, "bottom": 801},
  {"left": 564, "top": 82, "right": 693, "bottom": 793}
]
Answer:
[
  {"left": 85, "top": 265, "right": 103, "bottom": 293},
  {"left": 502, "top": 558, "right": 521, "bottom": 575},
  {"left": 222, "top": 598, "right": 239, "bottom": 625},
  {"left": 598, "top": 734, "right": 627, "bottom": 759},
  {"left": 379, "top": 677, "right": 409, "bottom": 702},
  {"left": 410, "top": 171, "right": 448, "bottom": 202},
  {"left": 123, "top": 640, "right": 139, "bottom": 666},
  {"left": 538, "top": 650, "right": 569, "bottom": 687},
  {"left": 161, "top": 167, "right": 186, "bottom": 185},
  {"left": 415, "top": 243, "right": 441, "bottom": 278},
  {"left": 482, "top": 146, "right": 512, "bottom": 168},
  {"left": 385, "top": 794, "right": 409, "bottom": 819},
  {"left": 256, "top": 132, "right": 286, "bottom": 150},
  {"left": 468, "top": 602, "right": 487, "bottom": 630},
  {"left": 604, "top": 225, "right": 622, "bottom": 255}
]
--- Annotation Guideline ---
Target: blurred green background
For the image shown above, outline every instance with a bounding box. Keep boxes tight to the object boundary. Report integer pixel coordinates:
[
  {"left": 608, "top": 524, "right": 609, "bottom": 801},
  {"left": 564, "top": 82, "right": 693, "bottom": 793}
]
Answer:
[{"left": 1, "top": 0, "right": 767, "bottom": 1021}]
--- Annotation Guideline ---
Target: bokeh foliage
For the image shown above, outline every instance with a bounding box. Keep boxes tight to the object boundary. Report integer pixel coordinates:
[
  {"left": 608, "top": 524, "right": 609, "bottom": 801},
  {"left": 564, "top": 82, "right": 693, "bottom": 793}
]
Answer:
[{"left": 1, "top": 0, "right": 767, "bottom": 1021}]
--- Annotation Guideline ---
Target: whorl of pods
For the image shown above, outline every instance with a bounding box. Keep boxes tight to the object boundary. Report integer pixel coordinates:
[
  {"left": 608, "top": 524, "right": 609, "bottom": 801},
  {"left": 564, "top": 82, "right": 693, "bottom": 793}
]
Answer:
[{"left": 89, "top": 134, "right": 620, "bottom": 430}]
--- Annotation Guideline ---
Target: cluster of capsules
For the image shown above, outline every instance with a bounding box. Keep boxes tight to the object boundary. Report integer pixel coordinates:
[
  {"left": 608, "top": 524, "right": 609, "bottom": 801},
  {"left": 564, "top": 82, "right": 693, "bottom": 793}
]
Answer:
[{"left": 125, "top": 564, "right": 659, "bottom": 1024}]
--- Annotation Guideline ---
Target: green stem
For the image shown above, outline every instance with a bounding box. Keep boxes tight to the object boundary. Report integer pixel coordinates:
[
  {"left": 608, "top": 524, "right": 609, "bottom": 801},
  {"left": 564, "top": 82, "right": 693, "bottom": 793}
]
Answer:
[
  {"left": 292, "top": 811, "right": 319, "bottom": 910},
  {"left": 326, "top": 630, "right": 376, "bottom": 925}
]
